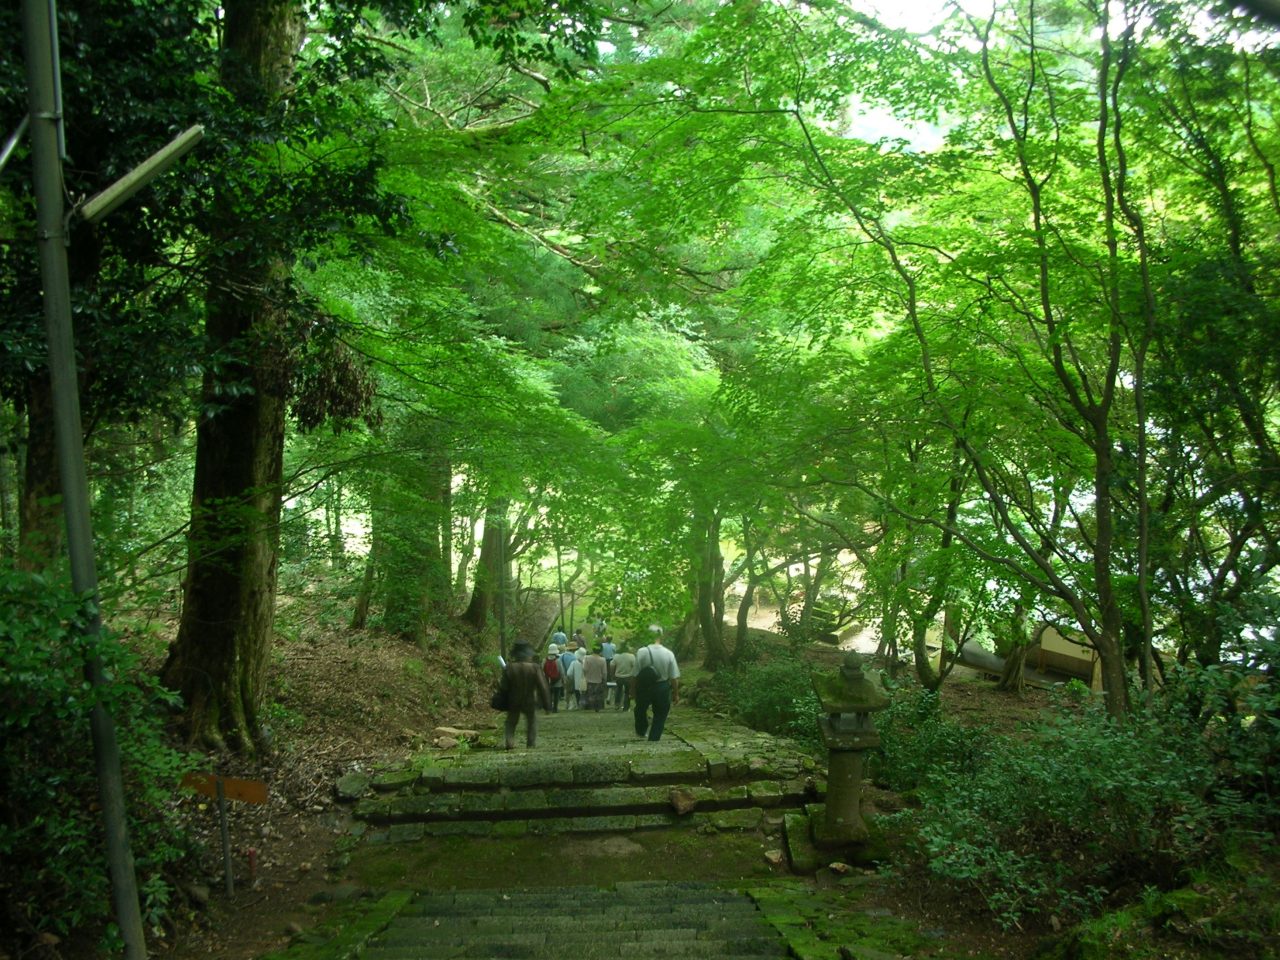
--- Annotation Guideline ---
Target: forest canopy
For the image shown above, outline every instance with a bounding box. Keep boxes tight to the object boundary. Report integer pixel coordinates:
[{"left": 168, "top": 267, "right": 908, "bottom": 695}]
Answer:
[{"left": 1, "top": 0, "right": 1278, "bottom": 953}]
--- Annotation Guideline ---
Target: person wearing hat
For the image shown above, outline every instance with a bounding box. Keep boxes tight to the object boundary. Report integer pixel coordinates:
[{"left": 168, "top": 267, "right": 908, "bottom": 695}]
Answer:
[
  {"left": 582, "top": 643, "right": 608, "bottom": 711},
  {"left": 544, "top": 643, "right": 564, "bottom": 711},
  {"left": 566, "top": 644, "right": 586, "bottom": 710},
  {"left": 502, "top": 641, "right": 551, "bottom": 749},
  {"left": 558, "top": 643, "right": 578, "bottom": 709}
]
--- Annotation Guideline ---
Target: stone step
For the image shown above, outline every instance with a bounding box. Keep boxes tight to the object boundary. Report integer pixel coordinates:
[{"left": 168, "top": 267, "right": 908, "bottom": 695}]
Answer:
[
  {"left": 374, "top": 927, "right": 783, "bottom": 948},
  {"left": 361, "top": 885, "right": 789, "bottom": 960},
  {"left": 379, "top": 923, "right": 768, "bottom": 942},
  {"left": 357, "top": 779, "right": 817, "bottom": 826},
  {"left": 404, "top": 886, "right": 763, "bottom": 913},
  {"left": 367, "top": 805, "right": 788, "bottom": 841},
  {"left": 362, "top": 948, "right": 787, "bottom": 960},
  {"left": 369, "top": 708, "right": 818, "bottom": 799},
  {"left": 386, "top": 751, "right": 811, "bottom": 794},
  {"left": 394, "top": 905, "right": 764, "bottom": 925}
]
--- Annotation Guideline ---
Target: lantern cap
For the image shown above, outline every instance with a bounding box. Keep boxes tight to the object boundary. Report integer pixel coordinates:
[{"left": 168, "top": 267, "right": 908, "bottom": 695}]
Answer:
[{"left": 813, "top": 652, "right": 889, "bottom": 715}]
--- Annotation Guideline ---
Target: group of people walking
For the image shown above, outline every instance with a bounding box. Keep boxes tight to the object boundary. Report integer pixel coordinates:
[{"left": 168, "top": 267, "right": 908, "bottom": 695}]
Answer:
[
  {"left": 545, "top": 626, "right": 631, "bottom": 713},
  {"left": 499, "top": 624, "right": 681, "bottom": 750}
]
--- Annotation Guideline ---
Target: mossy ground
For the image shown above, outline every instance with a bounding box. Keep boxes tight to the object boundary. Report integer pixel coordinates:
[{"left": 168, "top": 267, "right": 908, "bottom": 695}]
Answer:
[
  {"left": 346, "top": 826, "right": 778, "bottom": 890},
  {"left": 1031, "top": 839, "right": 1280, "bottom": 960},
  {"left": 749, "top": 880, "right": 969, "bottom": 960},
  {"left": 326, "top": 827, "right": 1031, "bottom": 960}
]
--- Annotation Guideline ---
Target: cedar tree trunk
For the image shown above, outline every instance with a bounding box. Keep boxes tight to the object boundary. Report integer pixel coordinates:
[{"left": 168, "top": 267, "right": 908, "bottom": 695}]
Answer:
[{"left": 162, "top": 0, "right": 304, "bottom": 754}]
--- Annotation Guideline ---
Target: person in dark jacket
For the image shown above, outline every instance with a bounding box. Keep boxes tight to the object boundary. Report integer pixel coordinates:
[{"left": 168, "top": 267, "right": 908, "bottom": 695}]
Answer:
[{"left": 503, "top": 641, "right": 552, "bottom": 749}]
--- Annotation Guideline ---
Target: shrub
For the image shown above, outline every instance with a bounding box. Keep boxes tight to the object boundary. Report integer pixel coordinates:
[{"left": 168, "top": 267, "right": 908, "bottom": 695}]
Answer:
[
  {"left": 910, "top": 700, "right": 1230, "bottom": 929},
  {"left": 1157, "top": 650, "right": 1280, "bottom": 817},
  {"left": 873, "top": 683, "right": 991, "bottom": 793},
  {"left": 0, "top": 568, "right": 194, "bottom": 952},
  {"left": 704, "top": 660, "right": 823, "bottom": 752}
]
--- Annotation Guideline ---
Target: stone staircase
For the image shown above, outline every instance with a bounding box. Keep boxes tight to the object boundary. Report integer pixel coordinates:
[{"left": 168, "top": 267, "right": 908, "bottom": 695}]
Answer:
[
  {"left": 361, "top": 882, "right": 791, "bottom": 960},
  {"left": 259, "top": 705, "right": 944, "bottom": 960},
  {"left": 353, "top": 707, "right": 825, "bottom": 841}
]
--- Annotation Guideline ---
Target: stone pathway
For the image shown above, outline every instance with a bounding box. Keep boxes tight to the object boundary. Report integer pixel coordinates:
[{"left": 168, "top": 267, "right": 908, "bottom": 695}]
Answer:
[
  {"left": 262, "top": 705, "right": 933, "bottom": 960},
  {"left": 354, "top": 706, "right": 825, "bottom": 841}
]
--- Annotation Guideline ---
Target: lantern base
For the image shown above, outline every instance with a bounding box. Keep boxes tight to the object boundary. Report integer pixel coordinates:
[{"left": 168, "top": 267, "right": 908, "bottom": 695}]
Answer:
[{"left": 811, "top": 810, "right": 870, "bottom": 847}]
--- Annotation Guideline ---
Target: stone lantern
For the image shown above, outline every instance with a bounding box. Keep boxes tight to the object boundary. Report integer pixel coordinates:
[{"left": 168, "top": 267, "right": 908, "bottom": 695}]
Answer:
[{"left": 811, "top": 651, "right": 889, "bottom": 845}]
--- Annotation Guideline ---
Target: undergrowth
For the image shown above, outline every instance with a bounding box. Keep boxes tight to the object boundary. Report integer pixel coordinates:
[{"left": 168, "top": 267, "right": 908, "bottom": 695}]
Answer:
[
  {"left": 0, "top": 568, "right": 195, "bottom": 955},
  {"left": 876, "top": 675, "right": 1280, "bottom": 941}
]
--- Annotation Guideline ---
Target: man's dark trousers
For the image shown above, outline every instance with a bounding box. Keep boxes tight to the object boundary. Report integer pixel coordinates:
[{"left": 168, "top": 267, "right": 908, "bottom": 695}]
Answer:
[{"left": 634, "top": 680, "right": 671, "bottom": 741}]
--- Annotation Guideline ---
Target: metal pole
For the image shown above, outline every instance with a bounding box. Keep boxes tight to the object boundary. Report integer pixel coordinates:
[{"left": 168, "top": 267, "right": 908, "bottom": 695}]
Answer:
[
  {"left": 216, "top": 779, "right": 234, "bottom": 897},
  {"left": 20, "top": 1, "right": 148, "bottom": 956}
]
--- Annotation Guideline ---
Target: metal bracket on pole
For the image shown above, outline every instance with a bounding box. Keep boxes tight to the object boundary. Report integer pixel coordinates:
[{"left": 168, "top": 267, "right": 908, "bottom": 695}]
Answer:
[{"left": 79, "top": 124, "right": 204, "bottom": 224}]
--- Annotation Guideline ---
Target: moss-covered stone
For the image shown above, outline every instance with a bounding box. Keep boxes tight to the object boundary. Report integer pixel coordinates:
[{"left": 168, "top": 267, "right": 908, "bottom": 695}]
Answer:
[
  {"left": 456, "top": 792, "right": 505, "bottom": 816},
  {"left": 257, "top": 890, "right": 411, "bottom": 960},
  {"left": 748, "top": 782, "right": 785, "bottom": 807},
  {"left": 707, "top": 807, "right": 763, "bottom": 831},
  {"left": 636, "top": 813, "right": 680, "bottom": 829},
  {"left": 501, "top": 789, "right": 551, "bottom": 812},
  {"left": 371, "top": 769, "right": 420, "bottom": 793},
  {"left": 544, "top": 787, "right": 598, "bottom": 808},
  {"left": 529, "top": 816, "right": 576, "bottom": 835},
  {"left": 747, "top": 882, "right": 932, "bottom": 960},
  {"left": 630, "top": 753, "right": 708, "bottom": 782},
  {"left": 783, "top": 812, "right": 821, "bottom": 875},
  {"left": 705, "top": 756, "right": 730, "bottom": 779},
  {"left": 423, "top": 820, "right": 491, "bottom": 837},
  {"left": 387, "top": 823, "right": 425, "bottom": 843},
  {"left": 567, "top": 814, "right": 639, "bottom": 833},
  {"left": 572, "top": 758, "right": 633, "bottom": 783}
]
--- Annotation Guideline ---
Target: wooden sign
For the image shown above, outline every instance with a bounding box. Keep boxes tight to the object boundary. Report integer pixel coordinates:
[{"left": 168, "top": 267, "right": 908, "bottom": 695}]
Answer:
[
  {"left": 180, "top": 772, "right": 269, "bottom": 895},
  {"left": 181, "top": 772, "right": 268, "bottom": 805}
]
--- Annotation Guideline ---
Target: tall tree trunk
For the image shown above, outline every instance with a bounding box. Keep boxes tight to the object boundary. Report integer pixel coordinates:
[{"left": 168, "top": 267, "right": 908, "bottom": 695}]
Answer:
[
  {"left": 875, "top": 561, "right": 906, "bottom": 665},
  {"left": 453, "top": 509, "right": 478, "bottom": 596},
  {"left": 438, "top": 454, "right": 453, "bottom": 606},
  {"left": 0, "top": 432, "right": 13, "bottom": 561},
  {"left": 731, "top": 515, "right": 758, "bottom": 665},
  {"left": 672, "top": 609, "right": 698, "bottom": 663},
  {"left": 350, "top": 523, "right": 383, "bottom": 629},
  {"left": 695, "top": 510, "right": 730, "bottom": 670},
  {"left": 162, "top": 0, "right": 304, "bottom": 755},
  {"left": 996, "top": 604, "right": 1030, "bottom": 694},
  {"left": 463, "top": 501, "right": 508, "bottom": 634},
  {"left": 731, "top": 576, "right": 757, "bottom": 666},
  {"left": 910, "top": 594, "right": 946, "bottom": 693},
  {"left": 418, "top": 450, "right": 453, "bottom": 617},
  {"left": 912, "top": 465, "right": 962, "bottom": 692},
  {"left": 325, "top": 477, "right": 344, "bottom": 569},
  {"left": 17, "top": 378, "right": 63, "bottom": 568},
  {"left": 1090, "top": 436, "right": 1132, "bottom": 718}
]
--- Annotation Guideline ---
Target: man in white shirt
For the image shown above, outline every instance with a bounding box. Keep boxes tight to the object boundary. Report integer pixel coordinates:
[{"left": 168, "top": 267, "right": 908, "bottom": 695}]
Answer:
[
  {"left": 633, "top": 628, "right": 680, "bottom": 741},
  {"left": 611, "top": 643, "right": 637, "bottom": 709}
]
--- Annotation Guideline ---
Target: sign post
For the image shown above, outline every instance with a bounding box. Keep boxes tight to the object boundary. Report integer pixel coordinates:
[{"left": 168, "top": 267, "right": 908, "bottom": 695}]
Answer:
[{"left": 181, "top": 773, "right": 269, "bottom": 896}]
